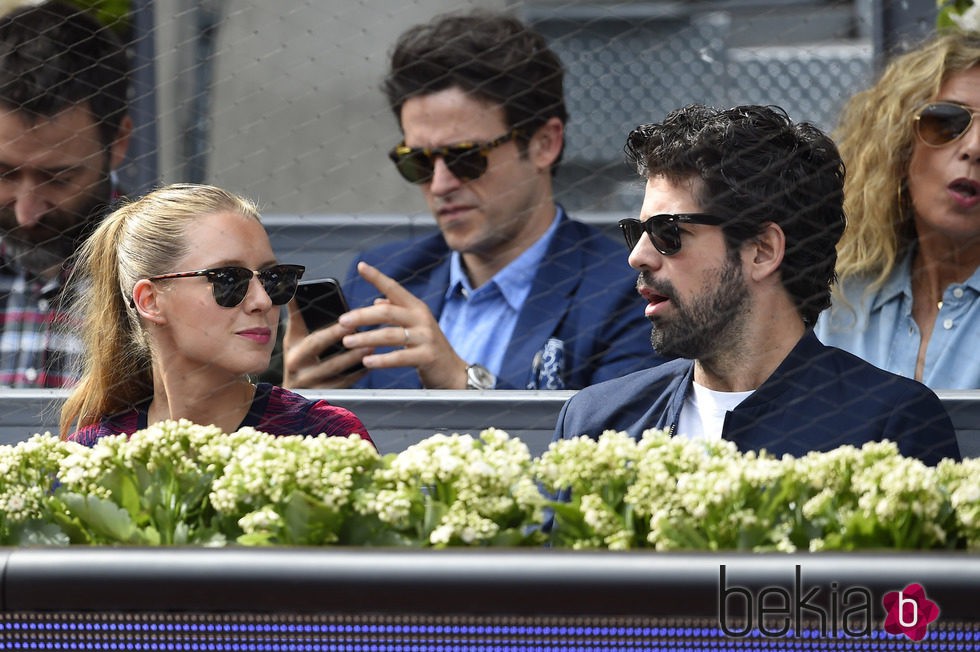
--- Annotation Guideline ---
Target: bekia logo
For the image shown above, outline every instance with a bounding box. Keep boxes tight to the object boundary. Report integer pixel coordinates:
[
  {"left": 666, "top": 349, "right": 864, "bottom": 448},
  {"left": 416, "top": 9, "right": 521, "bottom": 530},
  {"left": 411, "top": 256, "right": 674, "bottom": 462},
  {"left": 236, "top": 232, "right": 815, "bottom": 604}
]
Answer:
[
  {"left": 882, "top": 583, "right": 940, "bottom": 642},
  {"left": 719, "top": 566, "right": 941, "bottom": 641}
]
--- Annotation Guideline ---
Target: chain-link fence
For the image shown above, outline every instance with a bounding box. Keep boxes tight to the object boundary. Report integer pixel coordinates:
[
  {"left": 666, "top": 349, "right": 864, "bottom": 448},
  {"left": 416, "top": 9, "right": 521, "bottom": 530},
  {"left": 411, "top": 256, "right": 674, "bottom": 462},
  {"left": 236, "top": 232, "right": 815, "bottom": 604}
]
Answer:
[
  {"left": 159, "top": 0, "right": 885, "bottom": 282},
  {"left": 205, "top": 0, "right": 878, "bottom": 217},
  {"left": 0, "top": 0, "right": 974, "bottom": 461}
]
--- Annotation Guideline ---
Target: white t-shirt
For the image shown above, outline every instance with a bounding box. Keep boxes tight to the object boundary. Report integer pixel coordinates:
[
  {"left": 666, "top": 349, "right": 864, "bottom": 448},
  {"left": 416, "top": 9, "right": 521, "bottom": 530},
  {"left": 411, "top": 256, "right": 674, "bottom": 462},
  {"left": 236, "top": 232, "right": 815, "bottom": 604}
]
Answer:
[{"left": 676, "top": 381, "right": 755, "bottom": 441}]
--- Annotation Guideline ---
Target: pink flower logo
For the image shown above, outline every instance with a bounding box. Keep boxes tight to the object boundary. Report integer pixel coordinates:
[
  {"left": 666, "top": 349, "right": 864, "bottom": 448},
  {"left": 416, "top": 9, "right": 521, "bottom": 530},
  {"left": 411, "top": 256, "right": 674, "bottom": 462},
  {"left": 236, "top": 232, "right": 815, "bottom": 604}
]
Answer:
[{"left": 882, "top": 583, "right": 940, "bottom": 641}]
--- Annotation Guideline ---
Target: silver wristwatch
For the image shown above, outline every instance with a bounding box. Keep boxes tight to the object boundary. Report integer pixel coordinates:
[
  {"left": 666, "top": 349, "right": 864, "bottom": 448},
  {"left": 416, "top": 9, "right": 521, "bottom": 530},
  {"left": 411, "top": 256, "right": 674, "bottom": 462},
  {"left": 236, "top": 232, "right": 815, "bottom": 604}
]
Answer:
[{"left": 465, "top": 363, "right": 496, "bottom": 390}]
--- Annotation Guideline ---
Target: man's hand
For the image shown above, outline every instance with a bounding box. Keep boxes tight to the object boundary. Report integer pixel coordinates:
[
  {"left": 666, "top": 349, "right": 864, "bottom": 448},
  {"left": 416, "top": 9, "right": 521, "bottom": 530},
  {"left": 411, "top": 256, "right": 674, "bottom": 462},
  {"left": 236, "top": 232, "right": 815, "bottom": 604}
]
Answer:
[
  {"left": 282, "top": 299, "right": 370, "bottom": 389},
  {"left": 338, "top": 261, "right": 469, "bottom": 389}
]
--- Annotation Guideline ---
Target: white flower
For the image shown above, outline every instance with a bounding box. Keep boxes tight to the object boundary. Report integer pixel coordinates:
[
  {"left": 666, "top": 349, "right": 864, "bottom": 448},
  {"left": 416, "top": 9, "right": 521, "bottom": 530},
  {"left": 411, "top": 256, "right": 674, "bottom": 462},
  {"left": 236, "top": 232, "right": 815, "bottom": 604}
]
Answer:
[
  {"left": 951, "top": 4, "right": 980, "bottom": 31},
  {"left": 2, "top": 421, "right": 978, "bottom": 551},
  {"left": 239, "top": 507, "right": 283, "bottom": 534}
]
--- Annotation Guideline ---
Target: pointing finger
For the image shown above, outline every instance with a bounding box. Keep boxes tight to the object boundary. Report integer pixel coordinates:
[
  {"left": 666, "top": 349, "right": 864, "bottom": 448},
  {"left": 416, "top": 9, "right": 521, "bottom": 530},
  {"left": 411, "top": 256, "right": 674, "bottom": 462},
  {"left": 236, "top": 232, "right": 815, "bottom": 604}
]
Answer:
[{"left": 356, "top": 261, "right": 420, "bottom": 306}]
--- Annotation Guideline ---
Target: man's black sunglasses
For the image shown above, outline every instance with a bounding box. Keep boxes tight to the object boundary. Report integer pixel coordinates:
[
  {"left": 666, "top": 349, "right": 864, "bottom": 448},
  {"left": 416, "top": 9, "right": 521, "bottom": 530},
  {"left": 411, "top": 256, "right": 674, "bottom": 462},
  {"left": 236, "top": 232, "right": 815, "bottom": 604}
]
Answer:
[
  {"left": 147, "top": 264, "right": 306, "bottom": 308},
  {"left": 388, "top": 130, "right": 520, "bottom": 184},
  {"left": 618, "top": 214, "right": 727, "bottom": 255}
]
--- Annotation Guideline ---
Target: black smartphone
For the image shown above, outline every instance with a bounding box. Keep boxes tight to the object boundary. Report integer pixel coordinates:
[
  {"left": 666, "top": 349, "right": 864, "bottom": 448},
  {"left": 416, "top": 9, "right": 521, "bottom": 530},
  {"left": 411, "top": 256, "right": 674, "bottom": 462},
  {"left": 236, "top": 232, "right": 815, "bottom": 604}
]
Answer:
[
  {"left": 293, "top": 278, "right": 364, "bottom": 372},
  {"left": 295, "top": 277, "right": 350, "bottom": 332}
]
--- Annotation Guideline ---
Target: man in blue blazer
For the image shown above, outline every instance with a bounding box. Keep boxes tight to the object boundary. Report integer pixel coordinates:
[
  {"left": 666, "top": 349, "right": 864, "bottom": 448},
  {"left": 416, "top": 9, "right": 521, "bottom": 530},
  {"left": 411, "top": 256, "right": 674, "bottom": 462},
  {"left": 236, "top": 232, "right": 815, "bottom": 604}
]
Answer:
[
  {"left": 339, "top": 209, "right": 655, "bottom": 390},
  {"left": 553, "top": 104, "right": 959, "bottom": 464},
  {"left": 283, "top": 11, "right": 663, "bottom": 390}
]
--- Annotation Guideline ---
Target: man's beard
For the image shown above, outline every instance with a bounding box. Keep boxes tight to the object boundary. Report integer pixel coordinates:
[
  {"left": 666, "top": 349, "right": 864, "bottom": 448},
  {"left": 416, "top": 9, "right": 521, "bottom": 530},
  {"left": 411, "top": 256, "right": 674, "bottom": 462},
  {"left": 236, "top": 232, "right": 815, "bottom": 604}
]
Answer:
[
  {"left": 640, "top": 254, "right": 749, "bottom": 360},
  {"left": 0, "top": 174, "right": 112, "bottom": 277}
]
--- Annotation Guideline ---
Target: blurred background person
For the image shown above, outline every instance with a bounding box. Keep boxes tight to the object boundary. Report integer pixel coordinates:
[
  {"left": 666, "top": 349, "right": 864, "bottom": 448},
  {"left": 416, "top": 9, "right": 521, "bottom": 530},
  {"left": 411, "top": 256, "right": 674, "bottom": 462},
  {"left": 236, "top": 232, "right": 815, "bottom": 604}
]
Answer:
[
  {"left": 282, "top": 10, "right": 663, "bottom": 391},
  {"left": 816, "top": 29, "right": 980, "bottom": 389},
  {"left": 60, "top": 184, "right": 370, "bottom": 446},
  {"left": 0, "top": 1, "right": 131, "bottom": 387}
]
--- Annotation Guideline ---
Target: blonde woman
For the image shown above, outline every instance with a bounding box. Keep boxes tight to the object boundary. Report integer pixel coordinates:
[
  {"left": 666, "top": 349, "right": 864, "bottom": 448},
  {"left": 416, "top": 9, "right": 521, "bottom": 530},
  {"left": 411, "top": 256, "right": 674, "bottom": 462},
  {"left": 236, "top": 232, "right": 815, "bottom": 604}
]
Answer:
[
  {"left": 815, "top": 30, "right": 980, "bottom": 389},
  {"left": 60, "top": 183, "right": 371, "bottom": 445}
]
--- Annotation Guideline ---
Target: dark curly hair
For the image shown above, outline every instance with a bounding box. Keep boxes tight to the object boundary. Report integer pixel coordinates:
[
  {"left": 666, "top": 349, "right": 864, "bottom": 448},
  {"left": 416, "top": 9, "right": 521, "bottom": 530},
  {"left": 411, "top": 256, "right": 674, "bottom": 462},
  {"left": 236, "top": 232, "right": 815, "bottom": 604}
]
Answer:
[
  {"left": 624, "top": 104, "right": 846, "bottom": 326},
  {"left": 382, "top": 9, "right": 567, "bottom": 167},
  {"left": 0, "top": 1, "right": 129, "bottom": 148}
]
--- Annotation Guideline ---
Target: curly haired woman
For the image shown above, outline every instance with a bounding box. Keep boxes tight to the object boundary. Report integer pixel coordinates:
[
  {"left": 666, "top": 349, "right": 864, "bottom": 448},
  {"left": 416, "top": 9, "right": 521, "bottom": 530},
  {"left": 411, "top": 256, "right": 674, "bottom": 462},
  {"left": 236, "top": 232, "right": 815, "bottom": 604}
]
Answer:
[{"left": 815, "top": 30, "right": 980, "bottom": 389}]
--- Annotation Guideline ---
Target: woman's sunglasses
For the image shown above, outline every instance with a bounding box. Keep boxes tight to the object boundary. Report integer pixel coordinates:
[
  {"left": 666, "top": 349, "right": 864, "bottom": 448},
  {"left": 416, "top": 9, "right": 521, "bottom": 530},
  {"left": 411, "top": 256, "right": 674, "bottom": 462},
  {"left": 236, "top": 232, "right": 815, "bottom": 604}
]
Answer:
[
  {"left": 618, "top": 214, "right": 726, "bottom": 256},
  {"left": 914, "top": 102, "right": 980, "bottom": 147},
  {"left": 147, "top": 264, "right": 306, "bottom": 308},
  {"left": 387, "top": 130, "right": 520, "bottom": 184}
]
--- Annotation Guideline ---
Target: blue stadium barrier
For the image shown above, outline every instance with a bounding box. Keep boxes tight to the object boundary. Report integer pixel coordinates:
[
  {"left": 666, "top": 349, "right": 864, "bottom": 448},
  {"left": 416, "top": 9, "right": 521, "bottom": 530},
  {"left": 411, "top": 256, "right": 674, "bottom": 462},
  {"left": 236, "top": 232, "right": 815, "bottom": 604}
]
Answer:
[
  {"left": 1, "top": 389, "right": 977, "bottom": 458},
  {"left": 0, "top": 548, "right": 977, "bottom": 649}
]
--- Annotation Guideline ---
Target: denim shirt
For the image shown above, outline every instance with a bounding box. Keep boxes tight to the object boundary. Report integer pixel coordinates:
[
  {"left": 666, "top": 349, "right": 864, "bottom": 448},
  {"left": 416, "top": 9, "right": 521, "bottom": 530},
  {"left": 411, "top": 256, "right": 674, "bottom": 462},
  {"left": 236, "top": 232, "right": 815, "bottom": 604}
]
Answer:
[
  {"left": 815, "top": 251, "right": 980, "bottom": 390},
  {"left": 439, "top": 210, "right": 562, "bottom": 378}
]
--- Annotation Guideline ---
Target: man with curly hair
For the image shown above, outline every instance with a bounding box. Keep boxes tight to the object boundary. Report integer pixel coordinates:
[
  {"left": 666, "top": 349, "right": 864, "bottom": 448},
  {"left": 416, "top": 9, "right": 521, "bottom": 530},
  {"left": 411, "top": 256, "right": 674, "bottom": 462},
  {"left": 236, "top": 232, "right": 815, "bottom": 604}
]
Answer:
[{"left": 553, "top": 104, "right": 959, "bottom": 465}]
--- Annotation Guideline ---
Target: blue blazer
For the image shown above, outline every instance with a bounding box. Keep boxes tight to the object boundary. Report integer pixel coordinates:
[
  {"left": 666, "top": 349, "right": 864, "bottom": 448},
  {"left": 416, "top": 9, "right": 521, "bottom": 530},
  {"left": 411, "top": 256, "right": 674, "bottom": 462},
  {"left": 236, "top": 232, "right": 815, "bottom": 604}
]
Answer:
[
  {"left": 343, "top": 210, "right": 666, "bottom": 389},
  {"left": 553, "top": 331, "right": 960, "bottom": 465}
]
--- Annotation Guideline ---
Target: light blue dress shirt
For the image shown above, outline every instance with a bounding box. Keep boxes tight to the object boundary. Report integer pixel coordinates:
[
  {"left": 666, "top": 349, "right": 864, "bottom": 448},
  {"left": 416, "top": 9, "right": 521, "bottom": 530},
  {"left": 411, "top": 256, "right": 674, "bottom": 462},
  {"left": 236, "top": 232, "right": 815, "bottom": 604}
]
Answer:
[
  {"left": 815, "top": 250, "right": 980, "bottom": 390},
  {"left": 438, "top": 209, "right": 563, "bottom": 380}
]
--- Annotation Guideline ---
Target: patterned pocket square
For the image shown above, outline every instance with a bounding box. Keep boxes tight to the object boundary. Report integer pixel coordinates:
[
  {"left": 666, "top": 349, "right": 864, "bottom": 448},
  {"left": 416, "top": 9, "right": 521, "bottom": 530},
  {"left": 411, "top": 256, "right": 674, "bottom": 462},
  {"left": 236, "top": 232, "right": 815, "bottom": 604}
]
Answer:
[{"left": 528, "top": 338, "right": 565, "bottom": 390}]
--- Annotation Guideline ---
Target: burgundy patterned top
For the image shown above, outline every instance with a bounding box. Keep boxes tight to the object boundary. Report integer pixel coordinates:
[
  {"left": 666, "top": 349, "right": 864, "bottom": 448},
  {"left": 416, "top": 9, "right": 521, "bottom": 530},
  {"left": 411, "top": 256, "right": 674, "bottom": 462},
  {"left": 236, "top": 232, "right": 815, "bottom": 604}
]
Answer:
[{"left": 68, "top": 383, "right": 372, "bottom": 447}]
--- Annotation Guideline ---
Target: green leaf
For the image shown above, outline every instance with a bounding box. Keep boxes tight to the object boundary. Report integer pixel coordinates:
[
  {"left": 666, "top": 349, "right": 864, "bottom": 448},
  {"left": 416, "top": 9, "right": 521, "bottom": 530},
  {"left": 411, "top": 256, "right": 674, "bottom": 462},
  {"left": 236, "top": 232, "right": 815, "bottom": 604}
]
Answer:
[
  {"left": 344, "top": 513, "right": 420, "bottom": 547},
  {"left": 137, "top": 525, "right": 162, "bottom": 546},
  {"left": 283, "top": 491, "right": 343, "bottom": 545},
  {"left": 47, "top": 507, "right": 93, "bottom": 545},
  {"left": 15, "top": 521, "right": 70, "bottom": 546},
  {"left": 238, "top": 531, "right": 277, "bottom": 546},
  {"left": 488, "top": 527, "right": 546, "bottom": 547},
  {"left": 172, "top": 521, "right": 190, "bottom": 545},
  {"left": 656, "top": 520, "right": 709, "bottom": 550},
  {"left": 60, "top": 492, "right": 138, "bottom": 543},
  {"left": 548, "top": 501, "right": 594, "bottom": 544},
  {"left": 100, "top": 467, "right": 143, "bottom": 519},
  {"left": 421, "top": 498, "right": 448, "bottom": 538}
]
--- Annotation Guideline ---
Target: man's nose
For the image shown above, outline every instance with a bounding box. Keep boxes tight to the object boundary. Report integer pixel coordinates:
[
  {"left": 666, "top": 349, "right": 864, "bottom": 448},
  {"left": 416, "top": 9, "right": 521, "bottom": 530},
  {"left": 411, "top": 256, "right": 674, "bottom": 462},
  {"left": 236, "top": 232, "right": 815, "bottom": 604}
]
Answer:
[
  {"left": 13, "top": 185, "right": 53, "bottom": 228},
  {"left": 627, "top": 235, "right": 664, "bottom": 271},
  {"left": 428, "top": 156, "right": 463, "bottom": 195}
]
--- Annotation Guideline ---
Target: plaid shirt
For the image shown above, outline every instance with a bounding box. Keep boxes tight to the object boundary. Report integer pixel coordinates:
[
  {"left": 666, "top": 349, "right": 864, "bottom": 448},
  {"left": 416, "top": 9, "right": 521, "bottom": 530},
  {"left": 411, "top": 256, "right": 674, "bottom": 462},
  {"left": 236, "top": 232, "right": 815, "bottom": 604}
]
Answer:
[
  {"left": 67, "top": 383, "right": 374, "bottom": 446},
  {"left": 0, "top": 246, "right": 83, "bottom": 388},
  {"left": 0, "top": 184, "right": 122, "bottom": 388}
]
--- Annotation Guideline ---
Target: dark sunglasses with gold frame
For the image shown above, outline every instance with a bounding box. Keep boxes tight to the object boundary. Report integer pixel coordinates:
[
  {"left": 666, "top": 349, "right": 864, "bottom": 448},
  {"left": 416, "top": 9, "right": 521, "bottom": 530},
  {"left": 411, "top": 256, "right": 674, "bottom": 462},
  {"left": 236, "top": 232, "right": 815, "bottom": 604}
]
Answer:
[{"left": 388, "top": 130, "right": 521, "bottom": 184}]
